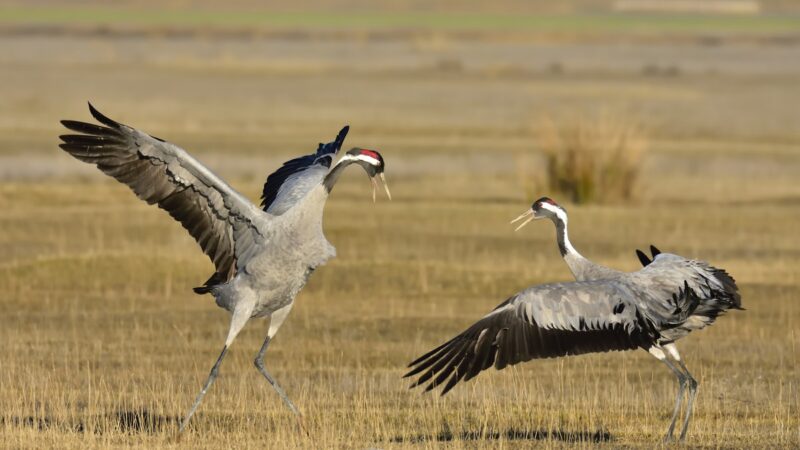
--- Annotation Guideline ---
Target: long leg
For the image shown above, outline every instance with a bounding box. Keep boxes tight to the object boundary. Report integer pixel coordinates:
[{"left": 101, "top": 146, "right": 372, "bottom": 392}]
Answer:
[
  {"left": 253, "top": 303, "right": 306, "bottom": 432},
  {"left": 178, "top": 302, "right": 253, "bottom": 434},
  {"left": 255, "top": 338, "right": 301, "bottom": 417},
  {"left": 664, "top": 343, "right": 698, "bottom": 441},
  {"left": 677, "top": 360, "right": 698, "bottom": 441},
  {"left": 648, "top": 346, "right": 686, "bottom": 442},
  {"left": 178, "top": 345, "right": 229, "bottom": 433}
]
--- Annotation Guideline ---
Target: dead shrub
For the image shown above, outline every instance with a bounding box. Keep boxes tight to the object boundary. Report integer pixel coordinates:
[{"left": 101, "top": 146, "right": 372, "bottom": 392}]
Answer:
[{"left": 535, "top": 114, "right": 647, "bottom": 204}]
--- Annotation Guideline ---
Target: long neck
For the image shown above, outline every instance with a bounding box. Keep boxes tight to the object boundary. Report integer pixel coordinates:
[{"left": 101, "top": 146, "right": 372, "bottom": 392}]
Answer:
[
  {"left": 287, "top": 158, "right": 357, "bottom": 237},
  {"left": 553, "top": 214, "right": 578, "bottom": 259},
  {"left": 552, "top": 213, "right": 619, "bottom": 281},
  {"left": 552, "top": 214, "right": 591, "bottom": 280},
  {"left": 322, "top": 158, "right": 357, "bottom": 193}
]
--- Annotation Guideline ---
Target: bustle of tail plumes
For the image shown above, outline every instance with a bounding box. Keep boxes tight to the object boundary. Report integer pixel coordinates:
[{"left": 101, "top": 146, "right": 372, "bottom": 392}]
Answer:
[
  {"left": 657, "top": 264, "right": 742, "bottom": 343},
  {"left": 711, "top": 267, "right": 743, "bottom": 310},
  {"left": 690, "top": 267, "right": 743, "bottom": 324}
]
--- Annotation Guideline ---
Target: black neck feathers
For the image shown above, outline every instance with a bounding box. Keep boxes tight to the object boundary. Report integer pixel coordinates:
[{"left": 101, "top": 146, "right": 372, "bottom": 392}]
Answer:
[
  {"left": 322, "top": 158, "right": 355, "bottom": 193},
  {"left": 554, "top": 217, "right": 568, "bottom": 257}
]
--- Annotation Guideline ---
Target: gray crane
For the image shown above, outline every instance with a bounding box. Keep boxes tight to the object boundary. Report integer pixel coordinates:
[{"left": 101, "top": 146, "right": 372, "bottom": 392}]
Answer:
[
  {"left": 406, "top": 197, "right": 742, "bottom": 442},
  {"left": 513, "top": 197, "right": 663, "bottom": 276},
  {"left": 59, "top": 103, "right": 391, "bottom": 434}
]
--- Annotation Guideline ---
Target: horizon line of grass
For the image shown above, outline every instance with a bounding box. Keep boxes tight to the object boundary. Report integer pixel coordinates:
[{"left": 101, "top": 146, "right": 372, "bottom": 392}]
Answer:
[{"left": 0, "top": 7, "right": 799, "bottom": 34}]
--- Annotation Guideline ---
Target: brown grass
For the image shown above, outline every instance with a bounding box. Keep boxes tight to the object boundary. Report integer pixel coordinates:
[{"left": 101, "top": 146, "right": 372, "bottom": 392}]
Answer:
[
  {"left": 0, "top": 180, "right": 798, "bottom": 449},
  {"left": 1, "top": 15, "right": 800, "bottom": 449},
  {"left": 535, "top": 114, "right": 648, "bottom": 204}
]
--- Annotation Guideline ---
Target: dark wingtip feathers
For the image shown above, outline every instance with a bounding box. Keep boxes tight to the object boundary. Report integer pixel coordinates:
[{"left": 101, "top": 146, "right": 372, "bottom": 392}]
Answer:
[
  {"left": 402, "top": 365, "right": 424, "bottom": 378},
  {"left": 334, "top": 125, "right": 349, "bottom": 151},
  {"left": 60, "top": 120, "right": 110, "bottom": 135},
  {"left": 60, "top": 103, "right": 121, "bottom": 135},
  {"left": 261, "top": 125, "right": 351, "bottom": 211},
  {"left": 440, "top": 375, "right": 462, "bottom": 396},
  {"left": 636, "top": 249, "right": 652, "bottom": 267},
  {"left": 87, "top": 102, "right": 121, "bottom": 128}
]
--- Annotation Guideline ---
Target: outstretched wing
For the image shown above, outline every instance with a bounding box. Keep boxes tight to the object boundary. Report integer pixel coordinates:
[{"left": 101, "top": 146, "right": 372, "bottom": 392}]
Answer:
[
  {"left": 260, "top": 126, "right": 349, "bottom": 215},
  {"left": 404, "top": 281, "right": 660, "bottom": 395},
  {"left": 405, "top": 252, "right": 742, "bottom": 395},
  {"left": 59, "top": 103, "right": 266, "bottom": 292}
]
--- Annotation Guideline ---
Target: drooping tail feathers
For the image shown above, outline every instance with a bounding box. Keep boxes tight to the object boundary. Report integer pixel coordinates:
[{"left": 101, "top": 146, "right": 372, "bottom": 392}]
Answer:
[{"left": 687, "top": 266, "right": 743, "bottom": 327}]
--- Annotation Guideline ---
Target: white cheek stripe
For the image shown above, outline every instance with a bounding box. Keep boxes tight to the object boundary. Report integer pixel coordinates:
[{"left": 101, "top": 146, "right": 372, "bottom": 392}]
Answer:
[
  {"left": 554, "top": 208, "right": 567, "bottom": 223},
  {"left": 540, "top": 202, "right": 565, "bottom": 221},
  {"left": 540, "top": 203, "right": 558, "bottom": 213},
  {"left": 356, "top": 154, "right": 381, "bottom": 166}
]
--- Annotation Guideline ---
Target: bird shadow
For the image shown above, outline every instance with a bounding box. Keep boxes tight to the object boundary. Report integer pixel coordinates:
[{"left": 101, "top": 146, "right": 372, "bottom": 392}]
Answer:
[
  {"left": 390, "top": 427, "right": 612, "bottom": 444},
  {"left": 0, "top": 415, "right": 59, "bottom": 431},
  {"left": 0, "top": 415, "right": 85, "bottom": 433},
  {"left": 0, "top": 409, "right": 179, "bottom": 435},
  {"left": 113, "top": 409, "right": 180, "bottom": 434}
]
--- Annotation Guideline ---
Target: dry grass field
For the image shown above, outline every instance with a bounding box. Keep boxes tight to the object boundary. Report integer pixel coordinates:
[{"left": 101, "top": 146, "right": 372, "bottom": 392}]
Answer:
[{"left": 1, "top": 3, "right": 799, "bottom": 448}]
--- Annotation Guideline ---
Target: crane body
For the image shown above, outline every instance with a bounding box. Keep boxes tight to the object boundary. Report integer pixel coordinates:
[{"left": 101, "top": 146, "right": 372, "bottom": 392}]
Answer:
[
  {"left": 59, "top": 103, "right": 390, "bottom": 434},
  {"left": 408, "top": 197, "right": 742, "bottom": 442}
]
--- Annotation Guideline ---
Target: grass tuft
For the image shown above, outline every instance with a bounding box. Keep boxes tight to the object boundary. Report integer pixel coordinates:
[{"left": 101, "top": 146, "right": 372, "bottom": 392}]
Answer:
[{"left": 535, "top": 114, "right": 648, "bottom": 204}]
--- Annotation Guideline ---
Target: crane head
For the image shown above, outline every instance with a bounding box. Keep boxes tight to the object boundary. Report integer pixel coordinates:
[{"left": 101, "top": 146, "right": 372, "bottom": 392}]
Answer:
[
  {"left": 343, "top": 147, "right": 391, "bottom": 202},
  {"left": 510, "top": 197, "right": 566, "bottom": 231}
]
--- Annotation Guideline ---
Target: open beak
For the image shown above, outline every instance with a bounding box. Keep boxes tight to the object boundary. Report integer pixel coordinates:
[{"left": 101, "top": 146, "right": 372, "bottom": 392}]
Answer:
[
  {"left": 379, "top": 172, "right": 392, "bottom": 200},
  {"left": 370, "top": 173, "right": 392, "bottom": 202},
  {"left": 510, "top": 208, "right": 535, "bottom": 231}
]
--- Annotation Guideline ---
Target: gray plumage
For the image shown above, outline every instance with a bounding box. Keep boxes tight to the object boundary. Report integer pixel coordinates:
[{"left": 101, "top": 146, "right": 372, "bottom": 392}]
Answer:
[
  {"left": 408, "top": 196, "right": 741, "bottom": 442},
  {"left": 59, "top": 103, "right": 390, "bottom": 434},
  {"left": 405, "top": 255, "right": 739, "bottom": 389}
]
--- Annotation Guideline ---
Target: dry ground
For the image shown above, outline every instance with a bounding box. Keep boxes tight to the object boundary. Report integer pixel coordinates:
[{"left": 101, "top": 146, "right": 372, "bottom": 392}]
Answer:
[{"left": 0, "top": 8, "right": 799, "bottom": 449}]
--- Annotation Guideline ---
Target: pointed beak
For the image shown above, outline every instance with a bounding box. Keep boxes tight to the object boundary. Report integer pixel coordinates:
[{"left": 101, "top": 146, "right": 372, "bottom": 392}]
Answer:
[
  {"left": 369, "top": 173, "right": 391, "bottom": 203},
  {"left": 510, "top": 208, "right": 535, "bottom": 232},
  {"left": 379, "top": 172, "right": 392, "bottom": 200}
]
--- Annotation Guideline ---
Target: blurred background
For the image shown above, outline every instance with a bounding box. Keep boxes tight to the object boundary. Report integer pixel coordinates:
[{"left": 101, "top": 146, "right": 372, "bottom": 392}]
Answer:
[{"left": 0, "top": 1, "right": 797, "bottom": 448}]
